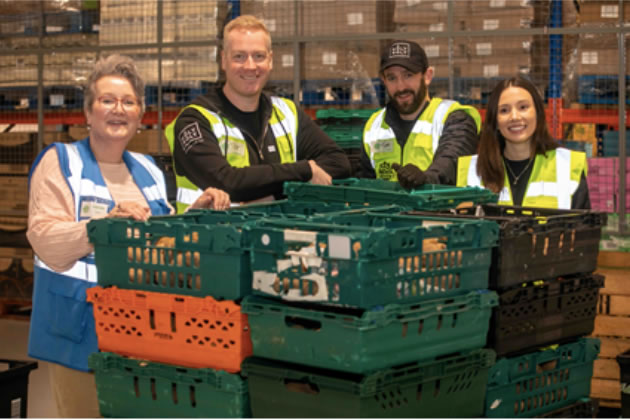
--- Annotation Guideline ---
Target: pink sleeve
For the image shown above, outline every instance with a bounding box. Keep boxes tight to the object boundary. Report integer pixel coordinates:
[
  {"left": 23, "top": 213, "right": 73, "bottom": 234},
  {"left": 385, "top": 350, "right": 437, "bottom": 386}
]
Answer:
[{"left": 26, "top": 148, "right": 94, "bottom": 272}]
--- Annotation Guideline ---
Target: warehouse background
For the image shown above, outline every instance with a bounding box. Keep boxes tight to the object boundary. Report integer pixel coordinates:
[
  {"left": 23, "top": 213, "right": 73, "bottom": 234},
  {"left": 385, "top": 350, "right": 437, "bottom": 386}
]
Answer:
[{"left": 0, "top": 0, "right": 628, "bottom": 417}]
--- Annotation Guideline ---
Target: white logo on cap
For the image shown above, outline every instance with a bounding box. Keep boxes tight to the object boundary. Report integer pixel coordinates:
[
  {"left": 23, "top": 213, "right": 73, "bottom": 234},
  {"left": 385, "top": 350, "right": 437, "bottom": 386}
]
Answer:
[{"left": 390, "top": 42, "right": 410, "bottom": 58}]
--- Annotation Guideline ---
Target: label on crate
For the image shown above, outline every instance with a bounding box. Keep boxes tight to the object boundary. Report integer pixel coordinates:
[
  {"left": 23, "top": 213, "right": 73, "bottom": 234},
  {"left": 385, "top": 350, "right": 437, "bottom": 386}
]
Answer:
[
  {"left": 281, "top": 54, "right": 294, "bottom": 68},
  {"left": 262, "top": 18, "right": 276, "bottom": 33},
  {"left": 581, "top": 51, "right": 598, "bottom": 65},
  {"left": 425, "top": 45, "right": 440, "bottom": 58},
  {"left": 489, "top": 0, "right": 506, "bottom": 7},
  {"left": 429, "top": 23, "right": 444, "bottom": 32},
  {"left": 321, "top": 52, "right": 337, "bottom": 66},
  {"left": 49, "top": 94, "right": 64, "bottom": 106}
]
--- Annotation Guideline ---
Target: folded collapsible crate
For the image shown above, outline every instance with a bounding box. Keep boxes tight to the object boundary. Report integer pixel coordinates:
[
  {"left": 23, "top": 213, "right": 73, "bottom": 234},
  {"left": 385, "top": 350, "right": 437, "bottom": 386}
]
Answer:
[
  {"left": 284, "top": 178, "right": 498, "bottom": 211},
  {"left": 485, "top": 337, "right": 600, "bottom": 418},
  {"left": 407, "top": 204, "right": 606, "bottom": 289},
  {"left": 243, "top": 349, "right": 495, "bottom": 418},
  {"left": 249, "top": 212, "right": 498, "bottom": 307},
  {"left": 89, "top": 352, "right": 250, "bottom": 418},
  {"left": 243, "top": 290, "right": 497, "bottom": 373},
  {"left": 489, "top": 272, "right": 604, "bottom": 357},
  {"left": 86, "top": 286, "right": 252, "bottom": 372}
]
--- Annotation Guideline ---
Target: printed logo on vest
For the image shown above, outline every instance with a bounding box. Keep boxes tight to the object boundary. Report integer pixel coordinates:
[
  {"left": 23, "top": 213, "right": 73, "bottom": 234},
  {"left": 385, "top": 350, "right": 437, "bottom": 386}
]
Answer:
[
  {"left": 378, "top": 161, "right": 395, "bottom": 180},
  {"left": 178, "top": 122, "right": 203, "bottom": 153}
]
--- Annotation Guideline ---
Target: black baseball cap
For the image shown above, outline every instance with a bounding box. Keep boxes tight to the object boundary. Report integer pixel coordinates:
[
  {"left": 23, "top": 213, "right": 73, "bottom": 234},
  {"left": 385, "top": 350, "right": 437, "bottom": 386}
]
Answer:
[{"left": 380, "top": 40, "right": 429, "bottom": 74}]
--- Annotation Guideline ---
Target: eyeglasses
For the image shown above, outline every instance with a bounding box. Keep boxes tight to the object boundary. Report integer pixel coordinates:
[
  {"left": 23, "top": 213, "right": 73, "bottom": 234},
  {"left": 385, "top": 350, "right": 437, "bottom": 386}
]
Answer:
[{"left": 97, "top": 95, "right": 140, "bottom": 112}]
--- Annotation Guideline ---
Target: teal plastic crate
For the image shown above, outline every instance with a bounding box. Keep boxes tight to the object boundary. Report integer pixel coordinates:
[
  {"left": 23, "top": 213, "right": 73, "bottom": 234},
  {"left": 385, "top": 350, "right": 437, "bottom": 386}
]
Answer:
[
  {"left": 243, "top": 349, "right": 496, "bottom": 418},
  {"left": 248, "top": 212, "right": 498, "bottom": 307},
  {"left": 315, "top": 108, "right": 376, "bottom": 121},
  {"left": 242, "top": 290, "right": 497, "bottom": 373},
  {"left": 89, "top": 352, "right": 250, "bottom": 418},
  {"left": 284, "top": 178, "right": 498, "bottom": 211},
  {"left": 87, "top": 200, "right": 376, "bottom": 299},
  {"left": 485, "top": 337, "right": 600, "bottom": 418},
  {"left": 88, "top": 216, "right": 253, "bottom": 300}
]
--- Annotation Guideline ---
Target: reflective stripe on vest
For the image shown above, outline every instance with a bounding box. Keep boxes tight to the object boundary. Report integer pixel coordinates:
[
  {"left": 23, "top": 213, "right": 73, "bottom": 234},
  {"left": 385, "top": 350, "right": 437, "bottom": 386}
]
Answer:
[
  {"left": 458, "top": 148, "right": 584, "bottom": 209},
  {"left": 164, "top": 97, "right": 300, "bottom": 212},
  {"left": 364, "top": 98, "right": 481, "bottom": 181},
  {"left": 27, "top": 139, "right": 169, "bottom": 371}
]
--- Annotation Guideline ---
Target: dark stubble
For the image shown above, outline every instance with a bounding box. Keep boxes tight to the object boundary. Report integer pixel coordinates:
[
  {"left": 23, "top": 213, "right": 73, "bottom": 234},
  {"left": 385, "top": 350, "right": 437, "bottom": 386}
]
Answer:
[{"left": 390, "top": 76, "right": 427, "bottom": 117}]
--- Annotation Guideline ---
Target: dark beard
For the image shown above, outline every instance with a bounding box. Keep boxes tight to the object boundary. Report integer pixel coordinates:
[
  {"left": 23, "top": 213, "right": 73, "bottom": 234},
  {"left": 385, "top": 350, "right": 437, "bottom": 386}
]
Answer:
[{"left": 390, "top": 79, "right": 427, "bottom": 117}]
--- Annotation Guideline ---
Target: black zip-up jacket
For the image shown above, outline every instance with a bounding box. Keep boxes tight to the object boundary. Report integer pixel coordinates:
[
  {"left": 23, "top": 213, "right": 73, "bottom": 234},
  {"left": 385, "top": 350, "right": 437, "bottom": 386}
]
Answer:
[
  {"left": 358, "top": 101, "right": 479, "bottom": 185},
  {"left": 172, "top": 86, "right": 351, "bottom": 202}
]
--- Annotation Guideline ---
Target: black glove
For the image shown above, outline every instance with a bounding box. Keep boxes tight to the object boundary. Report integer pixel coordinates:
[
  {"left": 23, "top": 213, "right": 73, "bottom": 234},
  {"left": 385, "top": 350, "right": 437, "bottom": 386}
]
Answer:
[{"left": 391, "top": 163, "right": 427, "bottom": 190}]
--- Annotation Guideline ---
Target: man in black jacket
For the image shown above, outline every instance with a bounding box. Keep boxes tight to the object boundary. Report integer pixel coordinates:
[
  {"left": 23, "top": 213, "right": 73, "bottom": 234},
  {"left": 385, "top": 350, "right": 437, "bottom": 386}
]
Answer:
[
  {"left": 360, "top": 40, "right": 481, "bottom": 190},
  {"left": 166, "top": 15, "right": 350, "bottom": 209}
]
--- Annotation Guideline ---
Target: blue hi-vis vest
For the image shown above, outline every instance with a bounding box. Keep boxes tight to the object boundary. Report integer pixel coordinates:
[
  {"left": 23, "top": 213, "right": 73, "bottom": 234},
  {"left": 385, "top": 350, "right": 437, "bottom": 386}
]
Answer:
[{"left": 27, "top": 138, "right": 170, "bottom": 371}]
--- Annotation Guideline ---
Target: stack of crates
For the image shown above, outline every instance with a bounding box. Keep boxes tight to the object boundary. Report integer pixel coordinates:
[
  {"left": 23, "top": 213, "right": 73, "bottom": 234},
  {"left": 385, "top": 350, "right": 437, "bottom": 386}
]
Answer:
[
  {"left": 316, "top": 109, "right": 377, "bottom": 177},
  {"left": 84, "top": 200, "right": 373, "bottom": 417},
  {"left": 84, "top": 208, "right": 264, "bottom": 418},
  {"left": 237, "top": 180, "right": 502, "bottom": 417},
  {"left": 409, "top": 203, "right": 606, "bottom": 417}
]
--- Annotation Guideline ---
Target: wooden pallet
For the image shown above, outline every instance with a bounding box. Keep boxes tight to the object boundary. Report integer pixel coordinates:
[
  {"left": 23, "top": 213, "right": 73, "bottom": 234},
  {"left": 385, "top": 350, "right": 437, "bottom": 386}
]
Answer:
[{"left": 590, "top": 250, "right": 630, "bottom": 408}]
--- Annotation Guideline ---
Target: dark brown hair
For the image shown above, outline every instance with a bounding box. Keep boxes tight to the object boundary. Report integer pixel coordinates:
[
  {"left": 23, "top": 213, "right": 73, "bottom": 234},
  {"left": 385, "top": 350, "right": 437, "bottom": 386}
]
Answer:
[{"left": 476, "top": 75, "right": 558, "bottom": 193}]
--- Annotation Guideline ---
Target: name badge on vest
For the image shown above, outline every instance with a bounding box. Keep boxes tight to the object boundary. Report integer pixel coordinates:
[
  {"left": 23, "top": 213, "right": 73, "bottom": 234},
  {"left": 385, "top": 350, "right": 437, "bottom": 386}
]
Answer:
[
  {"left": 373, "top": 139, "right": 394, "bottom": 154},
  {"left": 227, "top": 140, "right": 246, "bottom": 156},
  {"left": 79, "top": 198, "right": 110, "bottom": 219}
]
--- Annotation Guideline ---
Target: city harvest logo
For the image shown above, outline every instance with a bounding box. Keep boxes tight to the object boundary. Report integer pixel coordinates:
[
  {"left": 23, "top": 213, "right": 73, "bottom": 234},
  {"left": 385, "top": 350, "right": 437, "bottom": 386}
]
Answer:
[{"left": 389, "top": 42, "right": 411, "bottom": 59}]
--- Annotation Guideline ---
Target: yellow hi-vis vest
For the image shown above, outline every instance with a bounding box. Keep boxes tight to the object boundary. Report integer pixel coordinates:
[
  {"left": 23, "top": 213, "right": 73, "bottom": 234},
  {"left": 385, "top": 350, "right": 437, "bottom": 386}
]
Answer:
[
  {"left": 165, "top": 97, "right": 299, "bottom": 213},
  {"left": 363, "top": 98, "right": 481, "bottom": 181},
  {"left": 456, "top": 148, "right": 587, "bottom": 209}
]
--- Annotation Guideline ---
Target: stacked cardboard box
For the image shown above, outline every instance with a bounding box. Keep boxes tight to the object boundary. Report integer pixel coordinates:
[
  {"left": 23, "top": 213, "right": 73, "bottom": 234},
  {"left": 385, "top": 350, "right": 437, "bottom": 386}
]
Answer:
[
  {"left": 242, "top": 0, "right": 391, "bottom": 81},
  {"left": 99, "top": 0, "right": 227, "bottom": 45}
]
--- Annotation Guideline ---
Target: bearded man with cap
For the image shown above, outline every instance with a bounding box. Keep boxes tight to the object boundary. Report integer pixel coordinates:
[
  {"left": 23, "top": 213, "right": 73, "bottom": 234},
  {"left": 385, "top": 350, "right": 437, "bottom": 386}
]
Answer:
[{"left": 360, "top": 40, "right": 481, "bottom": 189}]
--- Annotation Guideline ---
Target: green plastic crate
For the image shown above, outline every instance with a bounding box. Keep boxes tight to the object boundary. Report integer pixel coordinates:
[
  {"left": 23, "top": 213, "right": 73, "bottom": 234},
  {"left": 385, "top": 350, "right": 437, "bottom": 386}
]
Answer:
[
  {"left": 243, "top": 349, "right": 495, "bottom": 418},
  {"left": 87, "top": 200, "right": 377, "bottom": 299},
  {"left": 242, "top": 290, "right": 498, "bottom": 373},
  {"left": 284, "top": 178, "right": 498, "bottom": 211},
  {"left": 315, "top": 108, "right": 376, "bottom": 121},
  {"left": 485, "top": 337, "right": 600, "bottom": 418},
  {"left": 248, "top": 212, "right": 498, "bottom": 307},
  {"left": 88, "top": 216, "right": 253, "bottom": 299},
  {"left": 89, "top": 352, "right": 250, "bottom": 418}
]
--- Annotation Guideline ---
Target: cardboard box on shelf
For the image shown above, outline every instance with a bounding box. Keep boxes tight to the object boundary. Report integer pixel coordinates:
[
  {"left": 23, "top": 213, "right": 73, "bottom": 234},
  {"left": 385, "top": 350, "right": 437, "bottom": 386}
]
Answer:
[
  {"left": 270, "top": 44, "right": 302, "bottom": 82},
  {"left": 578, "top": 1, "right": 630, "bottom": 25},
  {"left": 0, "top": 176, "right": 29, "bottom": 213},
  {"left": 577, "top": 49, "right": 630, "bottom": 75},
  {"left": 457, "top": 55, "right": 532, "bottom": 78},
  {"left": 393, "top": 0, "right": 463, "bottom": 26},
  {"left": 69, "top": 125, "right": 89, "bottom": 141},
  {"left": 469, "top": 0, "right": 534, "bottom": 13},
  {"left": 466, "top": 7, "right": 535, "bottom": 31},
  {"left": 302, "top": 1, "right": 394, "bottom": 35},
  {"left": 127, "top": 129, "right": 170, "bottom": 156},
  {"left": 468, "top": 36, "right": 533, "bottom": 57},
  {"left": 304, "top": 43, "right": 380, "bottom": 81},
  {"left": 240, "top": 0, "right": 297, "bottom": 38}
]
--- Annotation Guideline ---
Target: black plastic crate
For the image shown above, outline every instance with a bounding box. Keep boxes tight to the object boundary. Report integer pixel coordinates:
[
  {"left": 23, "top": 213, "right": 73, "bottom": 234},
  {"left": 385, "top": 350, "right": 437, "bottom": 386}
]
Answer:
[
  {"left": 406, "top": 204, "right": 606, "bottom": 290},
  {"left": 0, "top": 359, "right": 38, "bottom": 418},
  {"left": 536, "top": 398, "right": 598, "bottom": 418},
  {"left": 617, "top": 349, "right": 630, "bottom": 418},
  {"left": 489, "top": 272, "right": 604, "bottom": 357}
]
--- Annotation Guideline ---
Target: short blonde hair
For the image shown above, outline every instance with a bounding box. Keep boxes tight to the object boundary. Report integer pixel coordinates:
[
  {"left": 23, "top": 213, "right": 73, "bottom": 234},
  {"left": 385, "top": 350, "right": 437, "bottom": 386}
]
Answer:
[{"left": 223, "top": 15, "right": 271, "bottom": 51}]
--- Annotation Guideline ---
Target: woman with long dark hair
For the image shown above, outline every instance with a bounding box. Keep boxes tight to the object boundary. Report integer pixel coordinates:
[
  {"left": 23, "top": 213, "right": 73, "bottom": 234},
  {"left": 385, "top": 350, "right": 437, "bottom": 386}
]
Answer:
[{"left": 457, "top": 75, "right": 590, "bottom": 209}]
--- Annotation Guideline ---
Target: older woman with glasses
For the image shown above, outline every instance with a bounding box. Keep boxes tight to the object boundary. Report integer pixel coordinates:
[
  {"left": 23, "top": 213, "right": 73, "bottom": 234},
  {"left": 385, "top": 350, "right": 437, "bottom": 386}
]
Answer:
[{"left": 26, "top": 54, "right": 230, "bottom": 417}]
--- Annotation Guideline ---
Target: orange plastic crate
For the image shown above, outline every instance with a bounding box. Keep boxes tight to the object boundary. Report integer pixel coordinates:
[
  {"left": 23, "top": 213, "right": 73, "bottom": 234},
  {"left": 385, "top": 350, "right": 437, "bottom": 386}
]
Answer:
[{"left": 86, "top": 286, "right": 252, "bottom": 373}]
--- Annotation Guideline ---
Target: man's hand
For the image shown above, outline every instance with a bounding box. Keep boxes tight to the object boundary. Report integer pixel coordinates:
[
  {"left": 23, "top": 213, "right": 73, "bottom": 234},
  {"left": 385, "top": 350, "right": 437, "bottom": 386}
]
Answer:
[
  {"left": 392, "top": 163, "right": 427, "bottom": 190},
  {"left": 190, "top": 187, "right": 231, "bottom": 210},
  {"left": 308, "top": 160, "right": 332, "bottom": 185}
]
